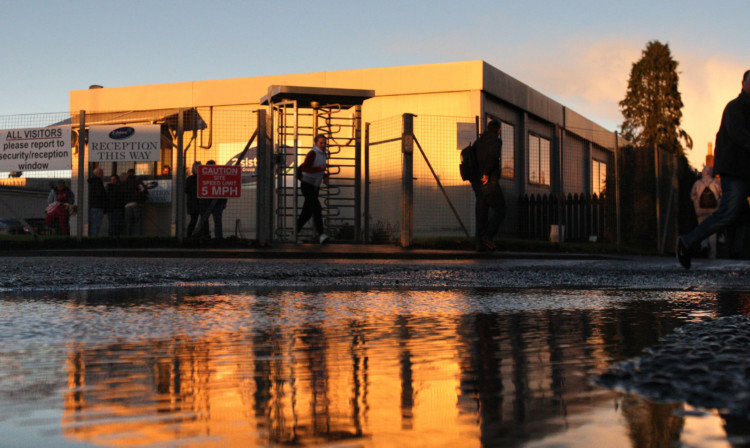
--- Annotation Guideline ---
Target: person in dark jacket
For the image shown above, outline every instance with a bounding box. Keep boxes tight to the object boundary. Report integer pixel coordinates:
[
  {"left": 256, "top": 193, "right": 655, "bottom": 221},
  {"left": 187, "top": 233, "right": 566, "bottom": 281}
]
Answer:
[
  {"left": 122, "top": 169, "right": 147, "bottom": 236},
  {"left": 185, "top": 162, "right": 208, "bottom": 239},
  {"left": 106, "top": 174, "right": 126, "bottom": 236},
  {"left": 472, "top": 120, "right": 506, "bottom": 252},
  {"left": 678, "top": 70, "right": 750, "bottom": 268},
  {"left": 87, "top": 167, "right": 107, "bottom": 236},
  {"left": 204, "top": 160, "right": 228, "bottom": 239}
]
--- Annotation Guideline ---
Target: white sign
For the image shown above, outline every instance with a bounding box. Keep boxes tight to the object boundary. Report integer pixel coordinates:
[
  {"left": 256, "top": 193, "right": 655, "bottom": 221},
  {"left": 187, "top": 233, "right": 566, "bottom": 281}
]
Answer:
[
  {"left": 0, "top": 126, "right": 72, "bottom": 172},
  {"left": 89, "top": 125, "right": 161, "bottom": 162}
]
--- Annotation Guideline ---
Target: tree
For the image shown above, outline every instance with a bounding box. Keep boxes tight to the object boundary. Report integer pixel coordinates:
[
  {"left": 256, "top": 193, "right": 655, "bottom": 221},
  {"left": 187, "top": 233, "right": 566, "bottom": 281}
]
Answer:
[{"left": 619, "top": 41, "right": 693, "bottom": 156}]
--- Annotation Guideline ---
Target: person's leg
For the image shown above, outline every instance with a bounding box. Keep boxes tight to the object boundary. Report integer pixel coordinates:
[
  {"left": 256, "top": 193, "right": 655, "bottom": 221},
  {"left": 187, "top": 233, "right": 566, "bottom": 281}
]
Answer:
[
  {"left": 473, "top": 184, "right": 489, "bottom": 250},
  {"left": 311, "top": 187, "right": 324, "bottom": 236},
  {"left": 485, "top": 185, "right": 506, "bottom": 241},
  {"left": 135, "top": 205, "right": 144, "bottom": 236},
  {"left": 186, "top": 213, "right": 198, "bottom": 237},
  {"left": 296, "top": 182, "right": 315, "bottom": 232},
  {"left": 212, "top": 209, "right": 223, "bottom": 239},
  {"left": 89, "top": 208, "right": 104, "bottom": 236},
  {"left": 682, "top": 177, "right": 750, "bottom": 249},
  {"left": 125, "top": 206, "right": 135, "bottom": 235}
]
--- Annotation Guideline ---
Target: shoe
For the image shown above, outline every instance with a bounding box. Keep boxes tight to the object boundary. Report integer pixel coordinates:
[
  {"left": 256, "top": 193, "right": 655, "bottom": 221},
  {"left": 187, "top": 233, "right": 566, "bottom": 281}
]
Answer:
[
  {"left": 480, "top": 237, "right": 497, "bottom": 252},
  {"left": 676, "top": 237, "right": 691, "bottom": 270},
  {"left": 319, "top": 233, "right": 330, "bottom": 244}
]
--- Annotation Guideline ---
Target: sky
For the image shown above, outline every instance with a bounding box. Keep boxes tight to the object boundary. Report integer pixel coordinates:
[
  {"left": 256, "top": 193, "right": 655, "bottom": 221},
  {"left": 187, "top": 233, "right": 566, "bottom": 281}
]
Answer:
[{"left": 0, "top": 0, "right": 746, "bottom": 170}]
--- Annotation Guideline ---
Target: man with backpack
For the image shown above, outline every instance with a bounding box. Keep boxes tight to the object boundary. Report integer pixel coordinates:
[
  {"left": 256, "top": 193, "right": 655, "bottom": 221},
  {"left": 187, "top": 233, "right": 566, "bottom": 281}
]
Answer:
[
  {"left": 465, "top": 120, "right": 506, "bottom": 252},
  {"left": 678, "top": 70, "right": 750, "bottom": 268},
  {"left": 690, "top": 165, "right": 721, "bottom": 258}
]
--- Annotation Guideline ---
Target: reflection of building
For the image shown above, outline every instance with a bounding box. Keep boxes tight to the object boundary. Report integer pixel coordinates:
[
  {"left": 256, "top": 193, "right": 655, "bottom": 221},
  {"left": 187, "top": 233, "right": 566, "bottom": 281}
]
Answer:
[
  {"left": 56, "top": 289, "right": 718, "bottom": 447},
  {"left": 58, "top": 61, "right": 624, "bottom": 239}
]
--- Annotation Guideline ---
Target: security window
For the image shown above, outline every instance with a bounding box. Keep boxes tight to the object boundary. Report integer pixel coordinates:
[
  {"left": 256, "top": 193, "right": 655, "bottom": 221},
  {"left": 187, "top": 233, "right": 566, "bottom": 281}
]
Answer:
[
  {"left": 528, "top": 134, "right": 550, "bottom": 186},
  {"left": 592, "top": 159, "right": 607, "bottom": 196}
]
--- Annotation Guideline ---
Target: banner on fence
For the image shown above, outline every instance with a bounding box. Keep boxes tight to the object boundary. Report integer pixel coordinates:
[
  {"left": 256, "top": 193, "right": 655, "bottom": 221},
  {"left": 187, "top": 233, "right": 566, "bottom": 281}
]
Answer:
[
  {"left": 197, "top": 165, "right": 241, "bottom": 198},
  {"left": 0, "top": 126, "right": 72, "bottom": 172},
  {"left": 89, "top": 125, "right": 161, "bottom": 162}
]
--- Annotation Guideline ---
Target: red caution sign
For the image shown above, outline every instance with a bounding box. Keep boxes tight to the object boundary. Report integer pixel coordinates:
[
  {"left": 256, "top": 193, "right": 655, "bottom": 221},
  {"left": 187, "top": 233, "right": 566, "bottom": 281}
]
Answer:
[{"left": 197, "top": 165, "right": 241, "bottom": 198}]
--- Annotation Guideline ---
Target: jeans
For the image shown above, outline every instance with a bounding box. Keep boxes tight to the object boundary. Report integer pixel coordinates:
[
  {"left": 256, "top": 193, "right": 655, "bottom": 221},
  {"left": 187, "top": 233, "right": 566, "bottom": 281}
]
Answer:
[
  {"left": 108, "top": 209, "right": 124, "bottom": 236},
  {"left": 125, "top": 204, "right": 144, "bottom": 236},
  {"left": 211, "top": 208, "right": 224, "bottom": 239},
  {"left": 472, "top": 180, "right": 506, "bottom": 246},
  {"left": 297, "top": 181, "right": 323, "bottom": 235},
  {"left": 682, "top": 176, "right": 750, "bottom": 250},
  {"left": 89, "top": 208, "right": 105, "bottom": 237}
]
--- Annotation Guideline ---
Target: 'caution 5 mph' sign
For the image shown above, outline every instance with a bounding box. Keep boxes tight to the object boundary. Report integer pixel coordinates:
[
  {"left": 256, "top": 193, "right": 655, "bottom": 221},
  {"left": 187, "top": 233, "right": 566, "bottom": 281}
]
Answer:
[{"left": 197, "top": 165, "right": 241, "bottom": 198}]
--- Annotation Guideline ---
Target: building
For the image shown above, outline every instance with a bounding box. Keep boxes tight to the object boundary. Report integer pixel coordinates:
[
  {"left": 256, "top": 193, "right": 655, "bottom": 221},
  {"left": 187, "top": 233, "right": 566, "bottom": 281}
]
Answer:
[{"left": 4, "top": 60, "right": 624, "bottom": 242}]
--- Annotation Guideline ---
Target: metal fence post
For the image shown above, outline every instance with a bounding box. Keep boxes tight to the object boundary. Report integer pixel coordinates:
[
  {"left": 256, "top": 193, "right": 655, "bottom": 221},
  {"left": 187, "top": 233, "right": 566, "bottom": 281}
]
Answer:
[
  {"left": 256, "top": 109, "right": 273, "bottom": 247},
  {"left": 364, "top": 122, "right": 370, "bottom": 243},
  {"left": 614, "top": 131, "right": 621, "bottom": 250},
  {"left": 76, "top": 110, "right": 86, "bottom": 242},
  {"left": 175, "top": 109, "right": 185, "bottom": 242},
  {"left": 401, "top": 113, "right": 415, "bottom": 247}
]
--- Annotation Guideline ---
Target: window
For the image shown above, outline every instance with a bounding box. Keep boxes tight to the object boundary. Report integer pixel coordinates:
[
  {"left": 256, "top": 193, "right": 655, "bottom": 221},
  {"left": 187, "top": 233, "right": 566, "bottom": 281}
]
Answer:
[
  {"left": 500, "top": 122, "right": 514, "bottom": 179},
  {"left": 486, "top": 116, "right": 515, "bottom": 179},
  {"left": 528, "top": 134, "right": 550, "bottom": 186},
  {"left": 592, "top": 159, "right": 607, "bottom": 196}
]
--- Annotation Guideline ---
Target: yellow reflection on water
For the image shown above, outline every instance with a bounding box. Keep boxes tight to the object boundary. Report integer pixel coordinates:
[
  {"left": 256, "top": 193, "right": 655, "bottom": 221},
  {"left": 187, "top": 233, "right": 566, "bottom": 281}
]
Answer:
[{"left": 53, "top": 290, "right": 741, "bottom": 447}]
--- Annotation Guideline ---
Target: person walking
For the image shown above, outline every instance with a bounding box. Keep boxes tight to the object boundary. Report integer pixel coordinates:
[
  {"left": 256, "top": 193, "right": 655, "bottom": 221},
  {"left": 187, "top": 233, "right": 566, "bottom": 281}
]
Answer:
[
  {"left": 87, "top": 167, "right": 107, "bottom": 236},
  {"left": 678, "top": 70, "right": 750, "bottom": 268},
  {"left": 296, "top": 134, "right": 329, "bottom": 244},
  {"left": 690, "top": 165, "right": 722, "bottom": 258},
  {"left": 472, "top": 120, "right": 506, "bottom": 252}
]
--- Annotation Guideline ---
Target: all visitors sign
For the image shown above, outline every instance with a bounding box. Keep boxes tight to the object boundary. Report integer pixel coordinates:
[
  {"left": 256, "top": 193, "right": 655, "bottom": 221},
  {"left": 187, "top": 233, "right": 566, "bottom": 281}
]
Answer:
[
  {"left": 197, "top": 165, "right": 241, "bottom": 198},
  {"left": 0, "top": 126, "right": 72, "bottom": 172},
  {"left": 88, "top": 125, "right": 161, "bottom": 162}
]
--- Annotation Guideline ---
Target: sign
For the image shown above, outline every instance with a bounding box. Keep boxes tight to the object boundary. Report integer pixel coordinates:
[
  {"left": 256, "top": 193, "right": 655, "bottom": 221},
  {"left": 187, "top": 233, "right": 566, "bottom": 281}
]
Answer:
[
  {"left": 197, "top": 165, "right": 241, "bottom": 198},
  {"left": 141, "top": 179, "right": 172, "bottom": 203},
  {"left": 0, "top": 126, "right": 72, "bottom": 171},
  {"left": 89, "top": 125, "right": 161, "bottom": 162},
  {"left": 456, "top": 122, "right": 477, "bottom": 150}
]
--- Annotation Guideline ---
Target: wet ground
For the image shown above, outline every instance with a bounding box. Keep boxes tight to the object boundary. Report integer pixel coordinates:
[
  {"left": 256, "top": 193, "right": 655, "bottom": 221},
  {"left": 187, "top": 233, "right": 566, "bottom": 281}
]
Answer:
[{"left": 1, "top": 254, "right": 749, "bottom": 447}]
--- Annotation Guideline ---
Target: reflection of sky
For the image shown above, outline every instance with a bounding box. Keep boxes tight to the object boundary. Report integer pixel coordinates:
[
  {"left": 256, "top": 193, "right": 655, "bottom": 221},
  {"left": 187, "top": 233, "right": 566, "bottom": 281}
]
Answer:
[{"left": 1, "top": 288, "right": 747, "bottom": 446}]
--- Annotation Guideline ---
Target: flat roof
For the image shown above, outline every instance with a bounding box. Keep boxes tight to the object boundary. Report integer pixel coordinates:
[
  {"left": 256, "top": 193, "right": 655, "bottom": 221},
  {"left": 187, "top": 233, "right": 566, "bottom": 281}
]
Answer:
[{"left": 260, "top": 85, "right": 375, "bottom": 108}]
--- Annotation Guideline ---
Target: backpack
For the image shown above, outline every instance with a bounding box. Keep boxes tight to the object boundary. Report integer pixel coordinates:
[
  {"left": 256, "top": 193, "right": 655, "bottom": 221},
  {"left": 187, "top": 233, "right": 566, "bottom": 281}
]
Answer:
[
  {"left": 698, "top": 184, "right": 717, "bottom": 209},
  {"left": 459, "top": 141, "right": 479, "bottom": 182}
]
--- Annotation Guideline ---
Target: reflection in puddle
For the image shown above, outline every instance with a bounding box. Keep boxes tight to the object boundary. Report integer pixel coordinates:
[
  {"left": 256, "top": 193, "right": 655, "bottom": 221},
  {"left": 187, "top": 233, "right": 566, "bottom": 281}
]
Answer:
[{"left": 0, "top": 288, "right": 748, "bottom": 447}]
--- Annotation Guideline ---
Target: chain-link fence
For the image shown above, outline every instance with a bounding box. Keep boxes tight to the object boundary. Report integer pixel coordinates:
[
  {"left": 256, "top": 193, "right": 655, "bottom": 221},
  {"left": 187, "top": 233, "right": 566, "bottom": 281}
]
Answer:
[{"left": 0, "top": 108, "right": 262, "bottom": 242}]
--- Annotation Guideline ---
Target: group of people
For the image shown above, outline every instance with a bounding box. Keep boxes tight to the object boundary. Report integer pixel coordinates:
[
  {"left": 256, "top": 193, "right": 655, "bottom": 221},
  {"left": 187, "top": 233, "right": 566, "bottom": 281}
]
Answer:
[
  {"left": 45, "top": 168, "right": 149, "bottom": 236},
  {"left": 88, "top": 168, "right": 149, "bottom": 236},
  {"left": 185, "top": 160, "right": 227, "bottom": 240}
]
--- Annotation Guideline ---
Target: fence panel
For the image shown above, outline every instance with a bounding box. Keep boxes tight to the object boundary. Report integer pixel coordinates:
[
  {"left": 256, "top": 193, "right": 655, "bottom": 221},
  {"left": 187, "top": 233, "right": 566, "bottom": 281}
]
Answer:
[
  {"left": 412, "top": 115, "right": 476, "bottom": 239},
  {"left": 367, "top": 116, "right": 402, "bottom": 242}
]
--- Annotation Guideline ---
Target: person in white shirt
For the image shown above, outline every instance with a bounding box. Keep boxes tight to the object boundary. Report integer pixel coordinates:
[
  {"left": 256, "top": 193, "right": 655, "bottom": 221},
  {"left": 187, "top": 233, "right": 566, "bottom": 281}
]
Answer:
[{"left": 296, "top": 134, "right": 329, "bottom": 244}]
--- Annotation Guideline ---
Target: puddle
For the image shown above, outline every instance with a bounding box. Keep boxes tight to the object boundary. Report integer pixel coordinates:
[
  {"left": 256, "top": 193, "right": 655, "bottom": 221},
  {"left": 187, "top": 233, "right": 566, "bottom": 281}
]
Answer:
[{"left": 0, "top": 287, "right": 748, "bottom": 447}]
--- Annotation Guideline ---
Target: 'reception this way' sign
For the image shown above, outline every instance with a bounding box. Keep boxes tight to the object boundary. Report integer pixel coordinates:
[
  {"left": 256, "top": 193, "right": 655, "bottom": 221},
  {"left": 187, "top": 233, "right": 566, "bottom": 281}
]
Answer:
[
  {"left": 197, "top": 165, "right": 241, "bottom": 198},
  {"left": 0, "top": 126, "right": 72, "bottom": 172},
  {"left": 88, "top": 125, "right": 161, "bottom": 162}
]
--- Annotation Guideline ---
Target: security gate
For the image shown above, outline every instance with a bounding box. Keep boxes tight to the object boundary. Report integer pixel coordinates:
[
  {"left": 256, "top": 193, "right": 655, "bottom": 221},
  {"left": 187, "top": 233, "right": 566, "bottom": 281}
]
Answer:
[{"left": 264, "top": 86, "right": 372, "bottom": 243}]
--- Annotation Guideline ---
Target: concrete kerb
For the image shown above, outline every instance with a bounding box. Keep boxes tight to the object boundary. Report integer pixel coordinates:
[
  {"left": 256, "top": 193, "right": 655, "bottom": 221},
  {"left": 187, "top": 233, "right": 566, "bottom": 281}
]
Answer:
[{"left": 0, "top": 244, "right": 618, "bottom": 261}]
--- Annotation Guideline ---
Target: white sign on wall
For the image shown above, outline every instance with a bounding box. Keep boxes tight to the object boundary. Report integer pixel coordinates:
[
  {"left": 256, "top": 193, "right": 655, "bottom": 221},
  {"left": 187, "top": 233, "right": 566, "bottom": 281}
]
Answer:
[
  {"left": 0, "top": 126, "right": 72, "bottom": 171},
  {"left": 89, "top": 125, "right": 161, "bottom": 162}
]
